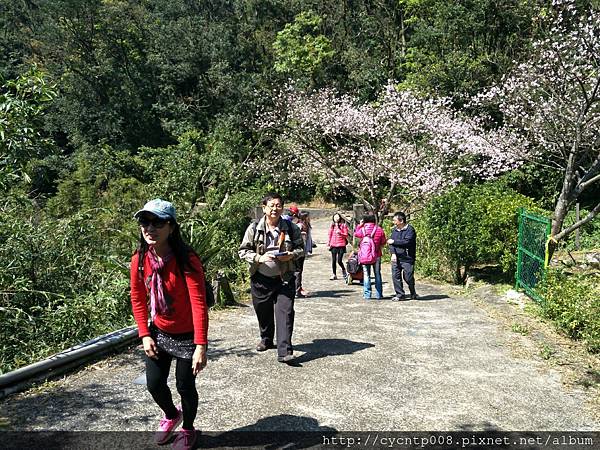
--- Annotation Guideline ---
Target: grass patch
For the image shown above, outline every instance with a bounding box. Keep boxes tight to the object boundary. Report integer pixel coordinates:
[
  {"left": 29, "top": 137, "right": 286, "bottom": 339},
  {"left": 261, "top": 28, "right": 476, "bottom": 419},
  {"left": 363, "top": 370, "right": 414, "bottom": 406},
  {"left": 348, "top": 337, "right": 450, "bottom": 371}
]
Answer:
[
  {"left": 538, "top": 268, "right": 600, "bottom": 354},
  {"left": 511, "top": 322, "right": 530, "bottom": 335},
  {"left": 539, "top": 343, "right": 556, "bottom": 360}
]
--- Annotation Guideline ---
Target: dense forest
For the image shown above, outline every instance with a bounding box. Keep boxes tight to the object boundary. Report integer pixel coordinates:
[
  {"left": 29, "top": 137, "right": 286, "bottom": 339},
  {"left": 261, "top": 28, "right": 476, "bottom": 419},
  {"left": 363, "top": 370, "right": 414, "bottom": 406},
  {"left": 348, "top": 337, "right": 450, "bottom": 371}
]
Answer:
[{"left": 1, "top": 0, "right": 599, "bottom": 372}]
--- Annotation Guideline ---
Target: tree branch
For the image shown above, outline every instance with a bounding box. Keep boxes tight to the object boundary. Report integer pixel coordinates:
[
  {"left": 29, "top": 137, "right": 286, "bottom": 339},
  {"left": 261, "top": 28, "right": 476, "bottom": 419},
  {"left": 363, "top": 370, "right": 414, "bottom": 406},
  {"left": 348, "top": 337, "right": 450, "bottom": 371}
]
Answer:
[{"left": 554, "top": 201, "right": 600, "bottom": 241}]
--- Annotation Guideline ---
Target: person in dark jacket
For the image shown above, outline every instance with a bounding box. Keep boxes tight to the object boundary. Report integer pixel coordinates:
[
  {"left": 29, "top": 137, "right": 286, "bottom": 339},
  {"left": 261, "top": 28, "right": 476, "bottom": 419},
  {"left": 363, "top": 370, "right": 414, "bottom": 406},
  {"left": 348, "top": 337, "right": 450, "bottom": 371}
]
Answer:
[{"left": 388, "top": 211, "right": 418, "bottom": 300}]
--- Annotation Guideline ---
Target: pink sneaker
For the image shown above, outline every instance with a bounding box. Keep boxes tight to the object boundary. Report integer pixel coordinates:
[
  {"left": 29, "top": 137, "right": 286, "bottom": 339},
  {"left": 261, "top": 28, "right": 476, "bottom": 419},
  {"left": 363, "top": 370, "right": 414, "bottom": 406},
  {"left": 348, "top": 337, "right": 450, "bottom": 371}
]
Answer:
[
  {"left": 172, "top": 428, "right": 197, "bottom": 450},
  {"left": 154, "top": 405, "right": 182, "bottom": 445}
]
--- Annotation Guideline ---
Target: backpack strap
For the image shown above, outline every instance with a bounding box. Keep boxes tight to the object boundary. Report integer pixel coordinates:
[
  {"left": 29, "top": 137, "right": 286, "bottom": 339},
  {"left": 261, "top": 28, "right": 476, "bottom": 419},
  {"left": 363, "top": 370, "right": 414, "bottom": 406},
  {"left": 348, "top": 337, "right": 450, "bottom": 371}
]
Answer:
[
  {"left": 251, "top": 219, "right": 268, "bottom": 255},
  {"left": 251, "top": 220, "right": 262, "bottom": 248},
  {"left": 137, "top": 248, "right": 145, "bottom": 281}
]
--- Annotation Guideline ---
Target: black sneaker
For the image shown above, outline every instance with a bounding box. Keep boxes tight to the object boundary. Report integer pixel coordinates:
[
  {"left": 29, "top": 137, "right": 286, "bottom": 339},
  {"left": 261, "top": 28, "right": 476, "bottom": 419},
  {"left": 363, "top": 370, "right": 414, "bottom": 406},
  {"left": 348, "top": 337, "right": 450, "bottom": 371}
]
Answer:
[{"left": 410, "top": 294, "right": 419, "bottom": 300}]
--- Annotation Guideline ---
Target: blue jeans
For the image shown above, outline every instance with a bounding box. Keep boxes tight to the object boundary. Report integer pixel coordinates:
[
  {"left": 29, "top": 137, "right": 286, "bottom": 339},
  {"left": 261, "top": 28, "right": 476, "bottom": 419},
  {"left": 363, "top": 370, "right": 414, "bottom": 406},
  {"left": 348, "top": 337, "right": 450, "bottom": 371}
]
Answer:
[{"left": 363, "top": 257, "right": 382, "bottom": 299}]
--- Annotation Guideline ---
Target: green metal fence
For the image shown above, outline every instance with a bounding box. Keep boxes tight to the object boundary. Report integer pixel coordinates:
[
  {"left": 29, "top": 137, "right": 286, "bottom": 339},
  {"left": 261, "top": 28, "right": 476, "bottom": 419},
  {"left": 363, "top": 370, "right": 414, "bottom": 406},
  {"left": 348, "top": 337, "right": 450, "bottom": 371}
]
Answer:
[{"left": 515, "top": 208, "right": 551, "bottom": 302}]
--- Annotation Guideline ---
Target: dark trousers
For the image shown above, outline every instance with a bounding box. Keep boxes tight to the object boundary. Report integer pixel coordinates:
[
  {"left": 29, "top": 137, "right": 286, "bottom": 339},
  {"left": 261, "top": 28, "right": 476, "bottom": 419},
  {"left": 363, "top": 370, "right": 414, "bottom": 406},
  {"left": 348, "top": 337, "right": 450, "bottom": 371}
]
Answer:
[
  {"left": 251, "top": 272, "right": 296, "bottom": 357},
  {"left": 330, "top": 247, "right": 346, "bottom": 275},
  {"left": 295, "top": 256, "right": 305, "bottom": 294},
  {"left": 145, "top": 352, "right": 198, "bottom": 429},
  {"left": 391, "top": 259, "right": 416, "bottom": 297}
]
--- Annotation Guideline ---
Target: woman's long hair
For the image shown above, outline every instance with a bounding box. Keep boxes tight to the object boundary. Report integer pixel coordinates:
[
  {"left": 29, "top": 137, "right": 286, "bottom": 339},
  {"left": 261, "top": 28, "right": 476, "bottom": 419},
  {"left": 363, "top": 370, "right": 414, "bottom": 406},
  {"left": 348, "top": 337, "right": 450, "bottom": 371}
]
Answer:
[
  {"left": 136, "top": 221, "right": 197, "bottom": 280},
  {"left": 332, "top": 212, "right": 346, "bottom": 226}
]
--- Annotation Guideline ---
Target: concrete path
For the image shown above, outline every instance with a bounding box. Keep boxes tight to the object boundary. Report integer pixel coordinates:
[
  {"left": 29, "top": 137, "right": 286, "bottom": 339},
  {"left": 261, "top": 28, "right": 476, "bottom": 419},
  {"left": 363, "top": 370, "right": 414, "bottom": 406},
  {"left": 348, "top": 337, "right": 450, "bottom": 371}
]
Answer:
[{"left": 1, "top": 216, "right": 598, "bottom": 434}]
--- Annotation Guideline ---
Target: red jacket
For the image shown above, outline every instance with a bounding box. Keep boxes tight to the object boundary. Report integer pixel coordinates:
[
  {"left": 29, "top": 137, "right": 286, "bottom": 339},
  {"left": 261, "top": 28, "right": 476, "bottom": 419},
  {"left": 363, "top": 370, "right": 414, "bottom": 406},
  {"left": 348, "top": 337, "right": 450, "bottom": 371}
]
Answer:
[
  {"left": 130, "top": 251, "right": 208, "bottom": 345},
  {"left": 354, "top": 223, "right": 387, "bottom": 258},
  {"left": 328, "top": 222, "right": 349, "bottom": 248}
]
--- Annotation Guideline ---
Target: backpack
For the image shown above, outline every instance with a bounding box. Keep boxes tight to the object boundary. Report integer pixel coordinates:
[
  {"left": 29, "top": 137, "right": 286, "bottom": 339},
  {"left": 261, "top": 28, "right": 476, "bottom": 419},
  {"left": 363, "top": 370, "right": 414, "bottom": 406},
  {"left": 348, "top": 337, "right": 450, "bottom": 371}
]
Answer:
[
  {"left": 358, "top": 226, "right": 378, "bottom": 265},
  {"left": 346, "top": 252, "right": 361, "bottom": 275},
  {"left": 203, "top": 274, "right": 216, "bottom": 307}
]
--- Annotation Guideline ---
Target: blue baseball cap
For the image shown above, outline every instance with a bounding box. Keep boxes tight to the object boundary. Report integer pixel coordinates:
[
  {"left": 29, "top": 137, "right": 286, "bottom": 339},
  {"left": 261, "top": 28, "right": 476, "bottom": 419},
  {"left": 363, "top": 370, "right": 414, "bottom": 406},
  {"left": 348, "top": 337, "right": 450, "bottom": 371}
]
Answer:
[{"left": 134, "top": 199, "right": 177, "bottom": 221}]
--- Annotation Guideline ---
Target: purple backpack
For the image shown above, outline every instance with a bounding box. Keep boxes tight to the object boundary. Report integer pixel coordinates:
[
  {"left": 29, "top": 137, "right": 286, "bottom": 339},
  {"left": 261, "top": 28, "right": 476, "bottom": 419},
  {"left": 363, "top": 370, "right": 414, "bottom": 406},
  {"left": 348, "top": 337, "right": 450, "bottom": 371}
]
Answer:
[{"left": 358, "top": 227, "right": 377, "bottom": 265}]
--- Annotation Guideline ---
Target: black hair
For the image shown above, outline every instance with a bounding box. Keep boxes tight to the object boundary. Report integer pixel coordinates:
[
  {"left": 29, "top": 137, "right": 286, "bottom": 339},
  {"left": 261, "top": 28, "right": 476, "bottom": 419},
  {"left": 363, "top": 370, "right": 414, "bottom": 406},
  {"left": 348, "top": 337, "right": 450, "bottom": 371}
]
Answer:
[
  {"left": 393, "top": 212, "right": 407, "bottom": 223},
  {"left": 135, "top": 217, "right": 196, "bottom": 280},
  {"left": 262, "top": 192, "right": 284, "bottom": 206},
  {"left": 332, "top": 212, "right": 346, "bottom": 224},
  {"left": 362, "top": 214, "right": 376, "bottom": 223}
]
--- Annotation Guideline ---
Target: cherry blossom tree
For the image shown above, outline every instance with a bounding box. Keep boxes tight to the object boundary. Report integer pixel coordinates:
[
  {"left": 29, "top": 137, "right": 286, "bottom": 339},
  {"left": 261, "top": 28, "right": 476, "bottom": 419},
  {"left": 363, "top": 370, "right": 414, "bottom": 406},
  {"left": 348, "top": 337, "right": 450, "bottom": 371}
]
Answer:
[
  {"left": 255, "top": 81, "right": 524, "bottom": 219},
  {"left": 483, "top": 0, "right": 600, "bottom": 250}
]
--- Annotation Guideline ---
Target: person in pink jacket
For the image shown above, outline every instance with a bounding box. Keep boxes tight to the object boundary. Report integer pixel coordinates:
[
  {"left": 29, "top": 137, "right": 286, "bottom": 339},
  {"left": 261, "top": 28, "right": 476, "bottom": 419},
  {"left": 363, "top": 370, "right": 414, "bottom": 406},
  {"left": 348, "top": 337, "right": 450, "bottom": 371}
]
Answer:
[
  {"left": 354, "top": 214, "right": 387, "bottom": 299},
  {"left": 327, "top": 213, "right": 349, "bottom": 280}
]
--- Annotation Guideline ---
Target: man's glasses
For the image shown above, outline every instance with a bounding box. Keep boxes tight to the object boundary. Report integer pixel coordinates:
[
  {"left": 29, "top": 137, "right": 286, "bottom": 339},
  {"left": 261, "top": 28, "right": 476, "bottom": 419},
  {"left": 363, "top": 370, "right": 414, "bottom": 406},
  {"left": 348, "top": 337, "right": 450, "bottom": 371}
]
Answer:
[
  {"left": 138, "top": 217, "right": 169, "bottom": 229},
  {"left": 265, "top": 204, "right": 283, "bottom": 210}
]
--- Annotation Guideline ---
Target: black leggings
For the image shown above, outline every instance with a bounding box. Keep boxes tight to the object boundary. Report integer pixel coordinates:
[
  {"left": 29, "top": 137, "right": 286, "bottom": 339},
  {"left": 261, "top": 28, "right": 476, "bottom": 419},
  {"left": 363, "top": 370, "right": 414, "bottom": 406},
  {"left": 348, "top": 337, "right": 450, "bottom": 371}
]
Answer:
[
  {"left": 330, "top": 247, "right": 346, "bottom": 275},
  {"left": 145, "top": 351, "right": 198, "bottom": 429}
]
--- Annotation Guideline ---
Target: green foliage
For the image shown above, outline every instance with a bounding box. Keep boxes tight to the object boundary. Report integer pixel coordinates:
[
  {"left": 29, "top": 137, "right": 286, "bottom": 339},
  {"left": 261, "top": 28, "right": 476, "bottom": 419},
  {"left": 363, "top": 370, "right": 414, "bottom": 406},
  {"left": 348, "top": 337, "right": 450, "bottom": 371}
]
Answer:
[
  {"left": 46, "top": 144, "right": 149, "bottom": 232},
  {"left": 273, "top": 11, "right": 335, "bottom": 85},
  {"left": 562, "top": 207, "right": 600, "bottom": 251},
  {"left": 496, "top": 163, "right": 561, "bottom": 210},
  {"left": 0, "top": 275, "right": 132, "bottom": 374},
  {"left": 0, "top": 198, "right": 136, "bottom": 373},
  {"left": 0, "top": 67, "right": 57, "bottom": 189},
  {"left": 539, "top": 269, "right": 600, "bottom": 353},
  {"left": 414, "top": 182, "right": 538, "bottom": 283},
  {"left": 136, "top": 131, "right": 207, "bottom": 210},
  {"left": 196, "top": 188, "right": 264, "bottom": 279},
  {"left": 380, "top": 217, "right": 393, "bottom": 264},
  {"left": 399, "top": 0, "right": 543, "bottom": 98}
]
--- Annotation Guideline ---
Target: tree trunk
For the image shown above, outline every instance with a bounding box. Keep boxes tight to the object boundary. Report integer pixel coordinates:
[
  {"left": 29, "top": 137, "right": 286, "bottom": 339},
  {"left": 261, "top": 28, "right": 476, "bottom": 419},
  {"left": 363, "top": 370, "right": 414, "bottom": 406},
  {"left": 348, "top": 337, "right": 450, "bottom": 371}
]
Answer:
[{"left": 548, "top": 140, "right": 579, "bottom": 260}]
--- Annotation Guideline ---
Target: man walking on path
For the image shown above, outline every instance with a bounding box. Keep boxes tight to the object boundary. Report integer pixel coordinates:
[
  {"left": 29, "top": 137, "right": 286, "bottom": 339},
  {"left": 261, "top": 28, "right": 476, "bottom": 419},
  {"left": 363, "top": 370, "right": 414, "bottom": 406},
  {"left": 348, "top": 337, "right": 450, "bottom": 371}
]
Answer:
[
  {"left": 239, "top": 193, "right": 305, "bottom": 363},
  {"left": 388, "top": 211, "right": 418, "bottom": 300}
]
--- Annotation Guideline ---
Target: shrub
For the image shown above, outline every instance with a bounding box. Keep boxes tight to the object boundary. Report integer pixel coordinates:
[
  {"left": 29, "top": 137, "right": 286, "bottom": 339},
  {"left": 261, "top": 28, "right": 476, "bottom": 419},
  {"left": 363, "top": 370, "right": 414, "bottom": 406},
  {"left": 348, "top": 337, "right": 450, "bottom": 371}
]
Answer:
[
  {"left": 413, "top": 182, "right": 539, "bottom": 284},
  {"left": 539, "top": 269, "right": 600, "bottom": 353},
  {"left": 0, "top": 198, "right": 136, "bottom": 373}
]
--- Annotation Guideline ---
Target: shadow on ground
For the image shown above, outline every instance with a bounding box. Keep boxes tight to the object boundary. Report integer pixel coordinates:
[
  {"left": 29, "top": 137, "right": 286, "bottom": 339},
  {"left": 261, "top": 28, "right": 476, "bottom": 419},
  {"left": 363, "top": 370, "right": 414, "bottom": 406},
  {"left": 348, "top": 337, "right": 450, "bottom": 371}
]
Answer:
[
  {"left": 414, "top": 294, "right": 450, "bottom": 301},
  {"left": 287, "top": 338, "right": 375, "bottom": 366},
  {"left": 206, "top": 339, "right": 257, "bottom": 361},
  {"left": 198, "top": 414, "right": 337, "bottom": 448},
  {"left": 306, "top": 289, "right": 355, "bottom": 299},
  {"left": 0, "top": 383, "right": 154, "bottom": 431}
]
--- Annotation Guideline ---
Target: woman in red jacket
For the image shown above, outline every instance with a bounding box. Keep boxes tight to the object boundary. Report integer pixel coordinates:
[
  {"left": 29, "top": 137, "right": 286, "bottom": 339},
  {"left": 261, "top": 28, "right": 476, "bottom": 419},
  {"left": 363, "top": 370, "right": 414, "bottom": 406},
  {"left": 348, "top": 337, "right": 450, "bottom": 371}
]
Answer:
[
  {"left": 130, "top": 199, "right": 208, "bottom": 450},
  {"left": 327, "top": 212, "right": 349, "bottom": 280}
]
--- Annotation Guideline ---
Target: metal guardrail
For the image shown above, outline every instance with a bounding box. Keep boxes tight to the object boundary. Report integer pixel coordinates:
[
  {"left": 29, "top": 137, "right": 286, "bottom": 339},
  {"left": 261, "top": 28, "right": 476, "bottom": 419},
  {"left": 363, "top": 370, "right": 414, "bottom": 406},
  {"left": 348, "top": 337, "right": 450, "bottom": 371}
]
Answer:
[{"left": 0, "top": 326, "right": 139, "bottom": 398}]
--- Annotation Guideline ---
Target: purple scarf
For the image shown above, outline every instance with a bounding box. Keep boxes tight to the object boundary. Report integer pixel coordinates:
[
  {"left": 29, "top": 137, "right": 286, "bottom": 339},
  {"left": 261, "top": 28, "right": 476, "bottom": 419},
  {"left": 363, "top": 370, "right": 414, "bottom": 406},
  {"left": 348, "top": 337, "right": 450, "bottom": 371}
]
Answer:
[{"left": 147, "top": 248, "right": 173, "bottom": 320}]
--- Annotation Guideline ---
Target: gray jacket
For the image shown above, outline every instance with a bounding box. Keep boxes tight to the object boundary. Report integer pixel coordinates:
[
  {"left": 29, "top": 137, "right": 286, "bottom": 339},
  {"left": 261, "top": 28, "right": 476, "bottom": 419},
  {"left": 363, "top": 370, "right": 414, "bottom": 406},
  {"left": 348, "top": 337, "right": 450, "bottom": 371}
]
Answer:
[{"left": 239, "top": 216, "right": 305, "bottom": 280}]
